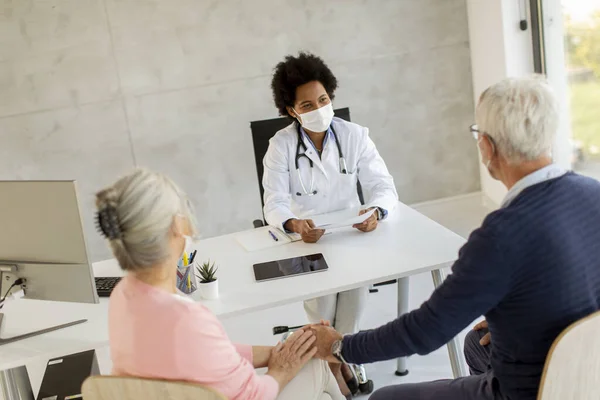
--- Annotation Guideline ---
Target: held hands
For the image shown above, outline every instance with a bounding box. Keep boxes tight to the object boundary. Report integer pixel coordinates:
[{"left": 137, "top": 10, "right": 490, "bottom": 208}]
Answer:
[
  {"left": 286, "top": 219, "right": 325, "bottom": 243},
  {"left": 307, "top": 320, "right": 343, "bottom": 363},
  {"left": 267, "top": 328, "right": 317, "bottom": 388},
  {"left": 474, "top": 320, "right": 491, "bottom": 346},
  {"left": 353, "top": 208, "right": 379, "bottom": 233}
]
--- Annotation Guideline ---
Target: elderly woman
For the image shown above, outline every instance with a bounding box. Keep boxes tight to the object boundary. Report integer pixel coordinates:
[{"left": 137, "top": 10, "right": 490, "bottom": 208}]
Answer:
[
  {"left": 95, "top": 168, "right": 345, "bottom": 400},
  {"left": 310, "top": 76, "right": 600, "bottom": 400}
]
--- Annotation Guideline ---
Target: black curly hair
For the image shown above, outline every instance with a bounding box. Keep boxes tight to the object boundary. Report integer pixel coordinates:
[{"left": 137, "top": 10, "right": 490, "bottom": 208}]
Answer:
[{"left": 271, "top": 52, "right": 338, "bottom": 117}]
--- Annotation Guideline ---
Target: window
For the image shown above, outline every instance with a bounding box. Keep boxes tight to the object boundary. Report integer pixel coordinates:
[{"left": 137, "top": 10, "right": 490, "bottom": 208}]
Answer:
[{"left": 557, "top": 0, "right": 600, "bottom": 179}]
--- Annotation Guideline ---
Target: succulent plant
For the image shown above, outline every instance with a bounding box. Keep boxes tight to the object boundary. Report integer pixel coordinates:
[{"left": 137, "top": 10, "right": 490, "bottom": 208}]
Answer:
[{"left": 196, "top": 260, "right": 218, "bottom": 283}]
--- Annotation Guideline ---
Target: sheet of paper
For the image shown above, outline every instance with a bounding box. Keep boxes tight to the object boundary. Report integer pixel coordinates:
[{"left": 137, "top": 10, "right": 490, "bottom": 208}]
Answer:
[
  {"left": 235, "top": 227, "right": 292, "bottom": 252},
  {"left": 314, "top": 208, "right": 376, "bottom": 230},
  {"left": 285, "top": 232, "right": 302, "bottom": 242}
]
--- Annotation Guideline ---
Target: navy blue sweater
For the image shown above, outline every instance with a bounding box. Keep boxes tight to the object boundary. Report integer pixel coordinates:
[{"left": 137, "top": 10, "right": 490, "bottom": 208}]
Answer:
[{"left": 343, "top": 173, "right": 600, "bottom": 400}]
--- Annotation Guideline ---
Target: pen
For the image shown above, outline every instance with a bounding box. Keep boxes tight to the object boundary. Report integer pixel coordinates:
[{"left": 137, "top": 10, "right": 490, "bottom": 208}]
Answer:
[
  {"left": 189, "top": 250, "right": 197, "bottom": 265},
  {"left": 268, "top": 230, "right": 279, "bottom": 242},
  {"left": 183, "top": 252, "right": 189, "bottom": 267}
]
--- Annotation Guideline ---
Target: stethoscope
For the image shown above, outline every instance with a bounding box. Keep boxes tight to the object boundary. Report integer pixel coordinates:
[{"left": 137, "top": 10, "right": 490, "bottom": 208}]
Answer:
[{"left": 295, "top": 123, "right": 348, "bottom": 196}]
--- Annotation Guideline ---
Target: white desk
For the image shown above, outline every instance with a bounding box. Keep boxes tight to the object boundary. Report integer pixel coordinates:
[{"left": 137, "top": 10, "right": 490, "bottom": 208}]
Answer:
[
  {"left": 0, "top": 202, "right": 467, "bottom": 398},
  {"left": 99, "top": 204, "right": 464, "bottom": 317}
]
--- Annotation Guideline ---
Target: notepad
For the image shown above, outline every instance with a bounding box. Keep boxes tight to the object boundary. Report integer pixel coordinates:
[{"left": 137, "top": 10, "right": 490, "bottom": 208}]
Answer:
[{"left": 235, "top": 227, "right": 295, "bottom": 252}]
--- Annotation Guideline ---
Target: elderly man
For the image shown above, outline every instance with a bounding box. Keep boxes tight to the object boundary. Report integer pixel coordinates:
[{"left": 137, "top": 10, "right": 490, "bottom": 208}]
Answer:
[{"left": 310, "top": 76, "right": 600, "bottom": 400}]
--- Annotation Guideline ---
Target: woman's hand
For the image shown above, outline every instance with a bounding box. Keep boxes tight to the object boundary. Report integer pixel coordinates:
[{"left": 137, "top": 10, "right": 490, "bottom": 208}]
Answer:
[
  {"left": 286, "top": 219, "right": 325, "bottom": 243},
  {"left": 353, "top": 208, "right": 378, "bottom": 232},
  {"left": 266, "top": 328, "right": 318, "bottom": 390}
]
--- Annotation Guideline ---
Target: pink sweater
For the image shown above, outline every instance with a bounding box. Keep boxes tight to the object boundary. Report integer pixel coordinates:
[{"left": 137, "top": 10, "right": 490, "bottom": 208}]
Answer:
[{"left": 109, "top": 276, "right": 279, "bottom": 399}]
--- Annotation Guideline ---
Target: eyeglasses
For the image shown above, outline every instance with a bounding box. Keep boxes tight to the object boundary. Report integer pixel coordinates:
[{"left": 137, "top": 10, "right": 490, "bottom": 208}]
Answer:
[{"left": 470, "top": 124, "right": 497, "bottom": 153}]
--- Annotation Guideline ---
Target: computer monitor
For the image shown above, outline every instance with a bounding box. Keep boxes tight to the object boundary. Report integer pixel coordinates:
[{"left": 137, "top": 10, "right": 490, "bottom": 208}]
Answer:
[{"left": 0, "top": 180, "right": 98, "bottom": 304}]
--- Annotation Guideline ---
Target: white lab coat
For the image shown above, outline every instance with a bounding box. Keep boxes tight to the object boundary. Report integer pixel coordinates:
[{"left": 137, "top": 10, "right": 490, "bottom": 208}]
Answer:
[
  {"left": 261, "top": 117, "right": 398, "bottom": 336},
  {"left": 262, "top": 117, "right": 398, "bottom": 229}
]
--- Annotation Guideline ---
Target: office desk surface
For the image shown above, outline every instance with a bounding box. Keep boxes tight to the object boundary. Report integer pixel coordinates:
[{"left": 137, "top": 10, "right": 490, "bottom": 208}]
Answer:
[
  {"left": 0, "top": 202, "right": 465, "bottom": 371},
  {"left": 94, "top": 203, "right": 465, "bottom": 318}
]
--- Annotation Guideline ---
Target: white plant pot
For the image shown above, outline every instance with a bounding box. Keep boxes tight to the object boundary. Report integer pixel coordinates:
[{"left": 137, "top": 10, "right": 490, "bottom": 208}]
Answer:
[{"left": 199, "top": 279, "right": 219, "bottom": 300}]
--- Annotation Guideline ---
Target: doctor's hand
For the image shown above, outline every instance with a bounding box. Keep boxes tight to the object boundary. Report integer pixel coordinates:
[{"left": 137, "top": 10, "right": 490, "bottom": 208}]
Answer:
[
  {"left": 353, "top": 208, "right": 378, "bottom": 233},
  {"left": 285, "top": 219, "right": 325, "bottom": 243}
]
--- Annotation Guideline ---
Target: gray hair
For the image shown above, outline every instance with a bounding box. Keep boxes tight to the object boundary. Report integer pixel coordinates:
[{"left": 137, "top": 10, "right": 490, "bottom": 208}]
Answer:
[
  {"left": 476, "top": 76, "right": 559, "bottom": 164},
  {"left": 95, "top": 168, "right": 197, "bottom": 271}
]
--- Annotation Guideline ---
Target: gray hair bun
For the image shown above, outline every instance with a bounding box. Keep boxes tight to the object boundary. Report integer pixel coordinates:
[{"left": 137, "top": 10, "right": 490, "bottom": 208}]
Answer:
[{"left": 95, "top": 188, "right": 123, "bottom": 240}]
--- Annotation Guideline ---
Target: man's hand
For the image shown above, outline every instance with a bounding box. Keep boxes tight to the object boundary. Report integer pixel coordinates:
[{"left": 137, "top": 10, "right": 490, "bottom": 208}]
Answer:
[
  {"left": 353, "top": 208, "right": 378, "bottom": 233},
  {"left": 474, "top": 320, "right": 491, "bottom": 346},
  {"left": 286, "top": 219, "right": 325, "bottom": 243},
  {"left": 308, "top": 322, "right": 343, "bottom": 363}
]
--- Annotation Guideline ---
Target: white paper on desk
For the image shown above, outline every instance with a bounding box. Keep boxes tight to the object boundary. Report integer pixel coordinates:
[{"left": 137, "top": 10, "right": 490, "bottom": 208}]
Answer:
[
  {"left": 235, "top": 227, "right": 292, "bottom": 252},
  {"left": 285, "top": 232, "right": 302, "bottom": 242},
  {"left": 314, "top": 208, "right": 376, "bottom": 230}
]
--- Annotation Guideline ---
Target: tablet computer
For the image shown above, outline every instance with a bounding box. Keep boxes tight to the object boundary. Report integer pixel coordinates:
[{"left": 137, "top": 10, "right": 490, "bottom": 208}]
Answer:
[{"left": 253, "top": 253, "right": 329, "bottom": 282}]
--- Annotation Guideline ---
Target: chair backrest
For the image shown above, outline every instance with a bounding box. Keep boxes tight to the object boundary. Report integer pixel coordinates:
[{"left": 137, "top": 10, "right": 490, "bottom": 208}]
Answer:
[
  {"left": 250, "top": 107, "right": 363, "bottom": 212},
  {"left": 537, "top": 310, "right": 600, "bottom": 400},
  {"left": 82, "top": 375, "right": 227, "bottom": 400}
]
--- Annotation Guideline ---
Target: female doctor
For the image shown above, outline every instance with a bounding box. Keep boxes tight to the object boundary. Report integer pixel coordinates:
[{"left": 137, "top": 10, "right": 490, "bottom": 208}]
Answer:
[{"left": 262, "top": 52, "right": 398, "bottom": 395}]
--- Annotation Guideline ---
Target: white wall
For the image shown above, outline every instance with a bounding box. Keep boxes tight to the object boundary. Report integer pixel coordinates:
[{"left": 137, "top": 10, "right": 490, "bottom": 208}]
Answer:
[
  {"left": 466, "top": 0, "right": 536, "bottom": 205},
  {"left": 0, "top": 0, "right": 479, "bottom": 262}
]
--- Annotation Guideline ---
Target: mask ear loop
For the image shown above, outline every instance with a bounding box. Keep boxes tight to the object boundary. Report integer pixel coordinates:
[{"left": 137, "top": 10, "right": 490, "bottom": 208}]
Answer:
[
  {"left": 478, "top": 133, "right": 497, "bottom": 169},
  {"left": 489, "top": 136, "right": 497, "bottom": 155},
  {"left": 292, "top": 108, "right": 303, "bottom": 126},
  {"left": 176, "top": 217, "right": 201, "bottom": 242}
]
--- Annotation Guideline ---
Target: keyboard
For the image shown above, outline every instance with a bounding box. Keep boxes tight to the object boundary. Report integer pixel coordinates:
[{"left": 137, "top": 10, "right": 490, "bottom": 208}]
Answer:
[{"left": 95, "top": 277, "right": 122, "bottom": 297}]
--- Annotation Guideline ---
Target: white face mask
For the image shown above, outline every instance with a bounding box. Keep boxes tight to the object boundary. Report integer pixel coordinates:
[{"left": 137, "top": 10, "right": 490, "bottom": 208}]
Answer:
[{"left": 294, "top": 103, "right": 334, "bottom": 133}]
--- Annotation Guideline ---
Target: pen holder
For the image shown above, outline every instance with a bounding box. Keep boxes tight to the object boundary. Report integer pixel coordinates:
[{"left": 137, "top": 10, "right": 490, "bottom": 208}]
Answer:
[{"left": 176, "top": 264, "right": 198, "bottom": 295}]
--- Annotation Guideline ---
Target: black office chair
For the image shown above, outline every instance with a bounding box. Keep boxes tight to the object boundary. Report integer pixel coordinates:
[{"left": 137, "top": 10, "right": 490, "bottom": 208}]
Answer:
[{"left": 249, "top": 108, "right": 396, "bottom": 395}]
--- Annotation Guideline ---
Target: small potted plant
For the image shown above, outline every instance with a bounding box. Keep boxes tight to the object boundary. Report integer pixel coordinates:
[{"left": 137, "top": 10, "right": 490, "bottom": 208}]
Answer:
[{"left": 196, "top": 260, "right": 219, "bottom": 300}]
